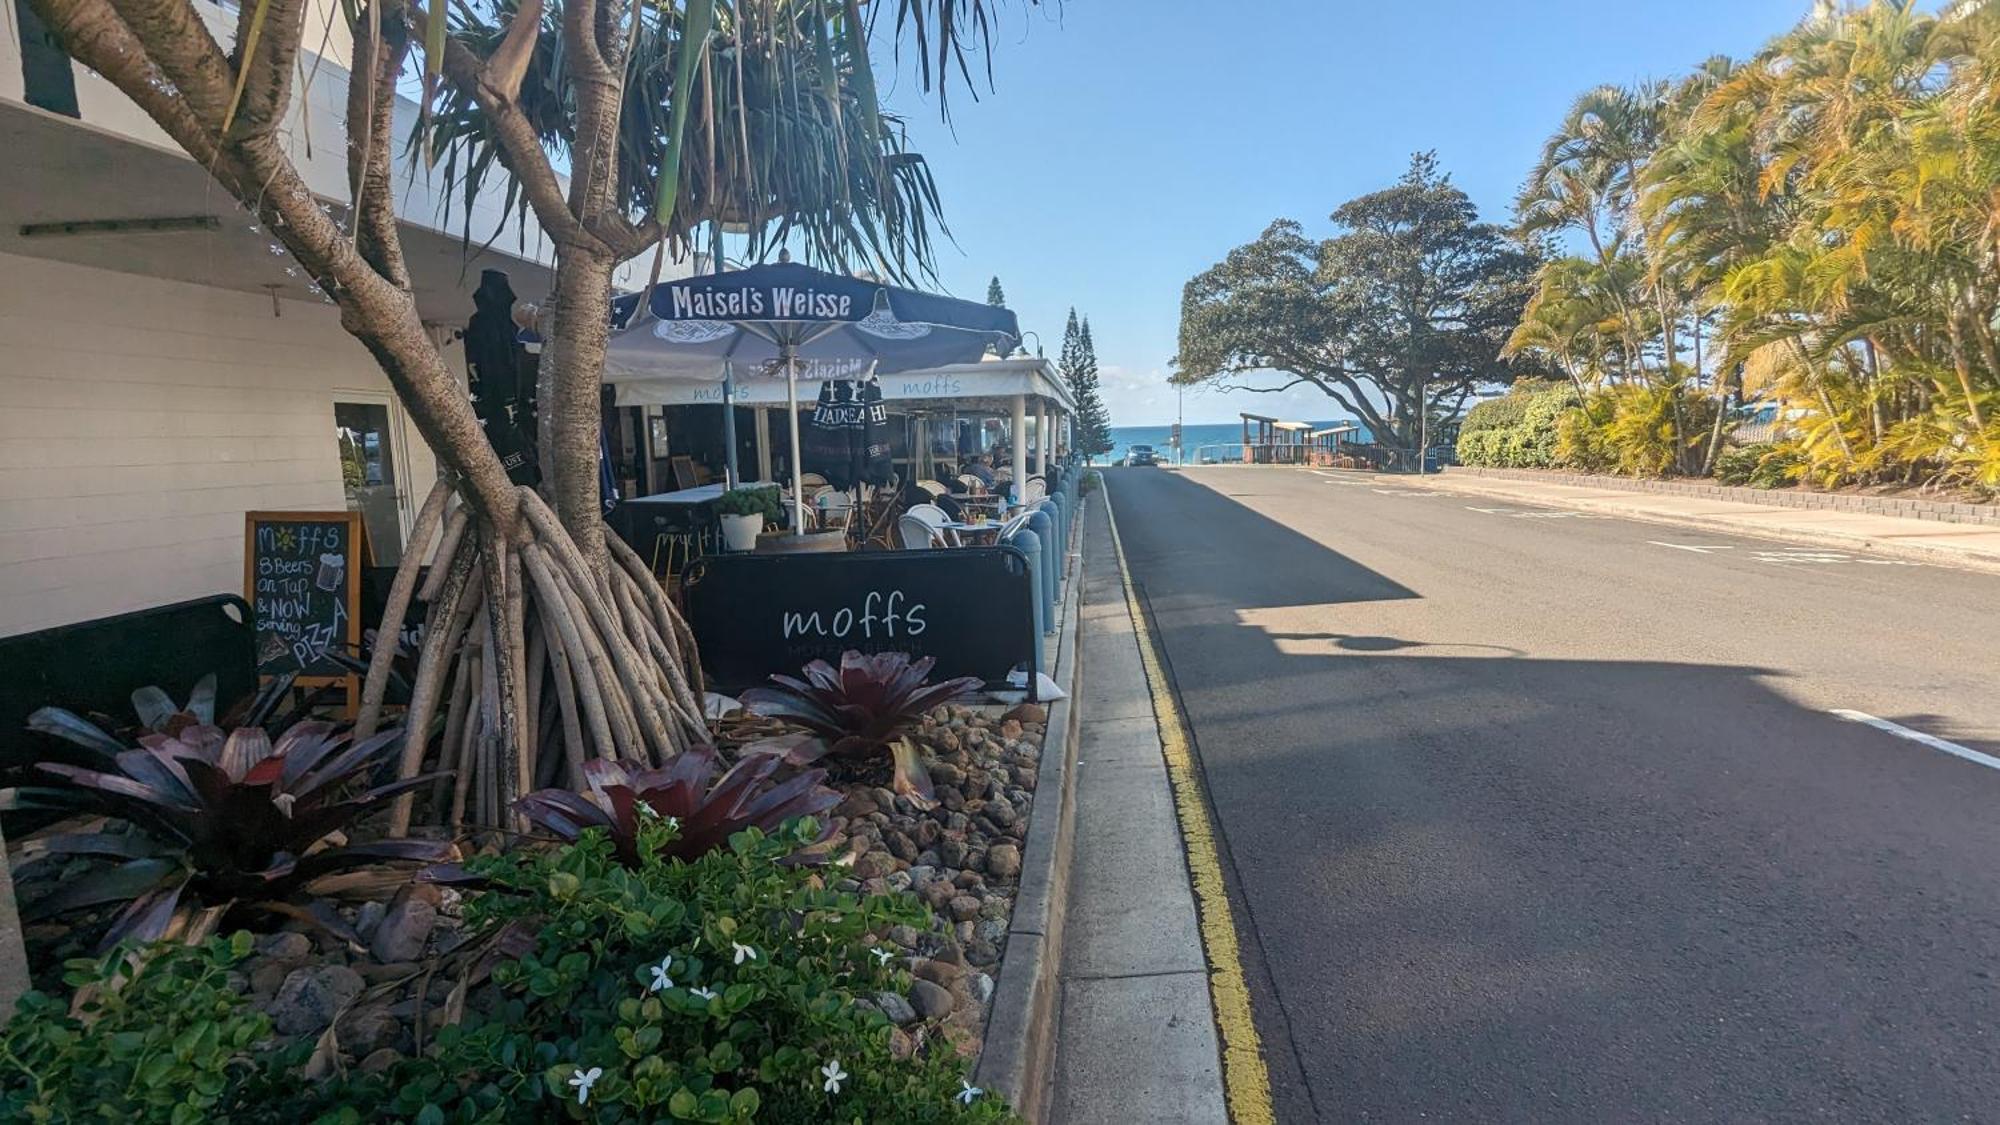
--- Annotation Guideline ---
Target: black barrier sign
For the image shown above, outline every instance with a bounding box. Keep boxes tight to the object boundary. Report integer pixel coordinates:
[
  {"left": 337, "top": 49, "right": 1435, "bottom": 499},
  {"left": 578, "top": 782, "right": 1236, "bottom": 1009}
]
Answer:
[
  {"left": 682, "top": 547, "right": 1037, "bottom": 695},
  {"left": 244, "top": 510, "right": 362, "bottom": 681}
]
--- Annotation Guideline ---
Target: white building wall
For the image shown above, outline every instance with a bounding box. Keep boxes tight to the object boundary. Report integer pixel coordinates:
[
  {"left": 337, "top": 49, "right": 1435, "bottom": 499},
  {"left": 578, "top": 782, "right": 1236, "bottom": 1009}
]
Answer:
[{"left": 0, "top": 251, "right": 440, "bottom": 635}]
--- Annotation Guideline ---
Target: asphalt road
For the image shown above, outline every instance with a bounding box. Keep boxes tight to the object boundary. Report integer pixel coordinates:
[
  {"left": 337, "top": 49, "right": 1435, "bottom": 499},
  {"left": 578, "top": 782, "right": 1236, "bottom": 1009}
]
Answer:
[{"left": 1102, "top": 465, "right": 2000, "bottom": 1123}]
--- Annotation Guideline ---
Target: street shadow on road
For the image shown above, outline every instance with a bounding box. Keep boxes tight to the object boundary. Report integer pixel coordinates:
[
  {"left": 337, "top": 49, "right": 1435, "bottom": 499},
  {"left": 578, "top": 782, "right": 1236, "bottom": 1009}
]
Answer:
[{"left": 1106, "top": 468, "right": 1418, "bottom": 614}]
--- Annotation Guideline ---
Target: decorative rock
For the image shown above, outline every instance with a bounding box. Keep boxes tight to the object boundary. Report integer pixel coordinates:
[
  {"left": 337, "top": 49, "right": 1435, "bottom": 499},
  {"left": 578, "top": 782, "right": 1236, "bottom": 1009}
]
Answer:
[
  {"left": 270, "top": 965, "right": 365, "bottom": 1036},
  {"left": 937, "top": 839, "right": 968, "bottom": 868},
  {"left": 853, "top": 851, "right": 898, "bottom": 880},
  {"left": 886, "top": 870, "right": 914, "bottom": 893},
  {"left": 912, "top": 958, "right": 964, "bottom": 986},
  {"left": 976, "top": 919, "right": 1009, "bottom": 946},
  {"left": 835, "top": 791, "right": 877, "bottom": 819},
  {"left": 875, "top": 991, "right": 918, "bottom": 1025},
  {"left": 986, "top": 797, "right": 1017, "bottom": 827},
  {"left": 909, "top": 978, "right": 955, "bottom": 1020},
  {"left": 954, "top": 871, "right": 985, "bottom": 891},
  {"left": 908, "top": 864, "right": 935, "bottom": 886},
  {"left": 887, "top": 925, "right": 922, "bottom": 949},
  {"left": 964, "top": 938, "right": 1000, "bottom": 966},
  {"left": 972, "top": 972, "right": 996, "bottom": 1004},
  {"left": 986, "top": 843, "right": 1022, "bottom": 880},
  {"left": 999, "top": 719, "right": 1024, "bottom": 741},
  {"left": 255, "top": 932, "right": 313, "bottom": 960},
  {"left": 948, "top": 895, "right": 983, "bottom": 922},
  {"left": 888, "top": 1027, "right": 918, "bottom": 1061},
  {"left": 1003, "top": 703, "right": 1047, "bottom": 725},
  {"left": 885, "top": 831, "right": 918, "bottom": 863},
  {"left": 338, "top": 1002, "right": 402, "bottom": 1056},
  {"left": 1014, "top": 766, "right": 1039, "bottom": 789},
  {"left": 918, "top": 881, "right": 957, "bottom": 911},
  {"left": 369, "top": 887, "right": 440, "bottom": 964},
  {"left": 359, "top": 1048, "right": 405, "bottom": 1076},
  {"left": 870, "top": 787, "right": 899, "bottom": 814},
  {"left": 354, "top": 900, "right": 388, "bottom": 940},
  {"left": 930, "top": 762, "right": 964, "bottom": 788}
]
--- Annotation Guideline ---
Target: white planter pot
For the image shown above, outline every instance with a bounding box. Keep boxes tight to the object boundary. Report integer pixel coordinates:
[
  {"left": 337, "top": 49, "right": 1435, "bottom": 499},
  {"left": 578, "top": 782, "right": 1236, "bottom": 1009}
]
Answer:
[{"left": 719, "top": 512, "right": 764, "bottom": 552}]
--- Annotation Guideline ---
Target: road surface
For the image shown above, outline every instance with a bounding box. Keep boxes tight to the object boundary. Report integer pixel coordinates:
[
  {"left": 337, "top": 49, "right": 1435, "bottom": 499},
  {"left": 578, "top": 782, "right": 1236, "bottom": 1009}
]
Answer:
[{"left": 1102, "top": 465, "right": 2000, "bottom": 1123}]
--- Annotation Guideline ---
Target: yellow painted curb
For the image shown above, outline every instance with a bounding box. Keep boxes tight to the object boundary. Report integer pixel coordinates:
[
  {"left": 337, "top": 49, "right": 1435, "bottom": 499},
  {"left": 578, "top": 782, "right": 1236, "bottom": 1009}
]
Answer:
[{"left": 1102, "top": 483, "right": 1277, "bottom": 1125}]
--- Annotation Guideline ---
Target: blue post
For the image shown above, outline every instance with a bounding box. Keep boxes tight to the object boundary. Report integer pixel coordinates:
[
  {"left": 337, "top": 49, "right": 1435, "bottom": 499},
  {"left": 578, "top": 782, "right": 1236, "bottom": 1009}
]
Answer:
[
  {"left": 1023, "top": 508, "right": 1056, "bottom": 631},
  {"left": 1008, "top": 528, "right": 1045, "bottom": 672}
]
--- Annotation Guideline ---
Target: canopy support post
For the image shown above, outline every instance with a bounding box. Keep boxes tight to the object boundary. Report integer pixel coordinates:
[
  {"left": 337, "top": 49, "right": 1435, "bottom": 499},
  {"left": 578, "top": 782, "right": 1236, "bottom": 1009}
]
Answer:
[
  {"left": 1011, "top": 393, "right": 1028, "bottom": 509},
  {"left": 721, "top": 362, "right": 740, "bottom": 490},
  {"left": 787, "top": 350, "right": 806, "bottom": 536},
  {"left": 1035, "top": 400, "right": 1048, "bottom": 475},
  {"left": 755, "top": 408, "right": 773, "bottom": 483}
]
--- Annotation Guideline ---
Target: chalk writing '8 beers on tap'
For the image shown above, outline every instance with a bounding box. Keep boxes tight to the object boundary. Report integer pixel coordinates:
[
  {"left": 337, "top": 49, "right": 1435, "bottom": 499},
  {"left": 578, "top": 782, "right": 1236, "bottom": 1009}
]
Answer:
[{"left": 256, "top": 523, "right": 348, "bottom": 602}]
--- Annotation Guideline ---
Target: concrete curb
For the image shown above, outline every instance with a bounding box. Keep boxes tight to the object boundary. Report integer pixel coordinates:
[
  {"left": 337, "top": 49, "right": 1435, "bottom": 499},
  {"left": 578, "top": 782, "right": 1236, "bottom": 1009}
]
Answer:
[
  {"left": 1372, "top": 471, "right": 2000, "bottom": 576},
  {"left": 975, "top": 494, "right": 1087, "bottom": 1122},
  {"left": 1448, "top": 465, "right": 2000, "bottom": 527}
]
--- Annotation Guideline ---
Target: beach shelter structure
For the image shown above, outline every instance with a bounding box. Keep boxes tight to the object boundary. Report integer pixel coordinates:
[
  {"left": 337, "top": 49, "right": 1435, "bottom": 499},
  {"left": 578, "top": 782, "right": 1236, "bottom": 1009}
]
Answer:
[{"left": 603, "top": 261, "right": 1019, "bottom": 532}]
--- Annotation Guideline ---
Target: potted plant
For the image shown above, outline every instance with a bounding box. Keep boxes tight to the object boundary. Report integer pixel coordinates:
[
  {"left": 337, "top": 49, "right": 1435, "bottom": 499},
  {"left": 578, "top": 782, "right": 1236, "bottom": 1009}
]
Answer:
[{"left": 715, "top": 486, "right": 781, "bottom": 551}]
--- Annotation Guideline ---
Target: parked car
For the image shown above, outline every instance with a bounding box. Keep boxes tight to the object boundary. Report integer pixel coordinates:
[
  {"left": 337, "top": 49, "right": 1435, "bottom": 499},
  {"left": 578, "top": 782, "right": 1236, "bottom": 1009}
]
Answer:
[{"left": 1127, "top": 444, "right": 1160, "bottom": 467}]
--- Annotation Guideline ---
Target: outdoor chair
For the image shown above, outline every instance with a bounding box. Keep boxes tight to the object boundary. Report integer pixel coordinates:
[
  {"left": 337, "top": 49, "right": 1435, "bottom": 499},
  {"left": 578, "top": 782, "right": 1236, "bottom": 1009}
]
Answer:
[
  {"left": 815, "top": 490, "right": 855, "bottom": 530},
  {"left": 956, "top": 474, "right": 985, "bottom": 493},
  {"left": 799, "top": 472, "right": 830, "bottom": 491},
  {"left": 897, "top": 514, "right": 944, "bottom": 550},
  {"left": 905, "top": 503, "right": 960, "bottom": 546},
  {"left": 915, "top": 480, "right": 948, "bottom": 499},
  {"left": 1023, "top": 476, "right": 1047, "bottom": 501}
]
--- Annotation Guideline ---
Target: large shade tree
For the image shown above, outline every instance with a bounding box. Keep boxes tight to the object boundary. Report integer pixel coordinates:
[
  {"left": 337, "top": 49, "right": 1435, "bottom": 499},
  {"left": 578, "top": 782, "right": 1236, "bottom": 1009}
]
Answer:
[
  {"left": 1175, "top": 153, "right": 1536, "bottom": 453},
  {"left": 25, "top": 0, "right": 1017, "bottom": 832}
]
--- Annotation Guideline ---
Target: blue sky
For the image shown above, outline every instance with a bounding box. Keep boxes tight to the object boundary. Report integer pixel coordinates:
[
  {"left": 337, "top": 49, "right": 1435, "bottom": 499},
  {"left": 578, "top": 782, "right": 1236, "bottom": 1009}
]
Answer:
[{"left": 887, "top": 0, "right": 1818, "bottom": 426}]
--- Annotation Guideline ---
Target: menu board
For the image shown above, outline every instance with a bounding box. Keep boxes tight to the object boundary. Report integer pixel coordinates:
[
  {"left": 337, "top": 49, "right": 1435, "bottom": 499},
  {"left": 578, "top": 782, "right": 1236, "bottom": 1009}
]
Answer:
[{"left": 244, "top": 510, "right": 363, "bottom": 682}]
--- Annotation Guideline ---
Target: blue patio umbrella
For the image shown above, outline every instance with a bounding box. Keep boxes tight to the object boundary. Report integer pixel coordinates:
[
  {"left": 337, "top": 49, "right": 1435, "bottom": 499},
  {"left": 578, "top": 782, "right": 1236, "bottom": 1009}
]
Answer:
[{"left": 603, "top": 259, "right": 1019, "bottom": 533}]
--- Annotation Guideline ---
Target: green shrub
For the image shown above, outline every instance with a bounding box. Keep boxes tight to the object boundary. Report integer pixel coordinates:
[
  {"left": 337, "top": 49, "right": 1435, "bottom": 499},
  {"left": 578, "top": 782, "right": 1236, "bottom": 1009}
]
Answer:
[
  {"left": 715, "top": 486, "right": 783, "bottom": 522},
  {"left": 1457, "top": 382, "right": 1575, "bottom": 468},
  {"left": 0, "top": 932, "right": 282, "bottom": 1124},
  {"left": 1714, "top": 442, "right": 1804, "bottom": 488},
  {"left": 312, "top": 818, "right": 1014, "bottom": 1124}
]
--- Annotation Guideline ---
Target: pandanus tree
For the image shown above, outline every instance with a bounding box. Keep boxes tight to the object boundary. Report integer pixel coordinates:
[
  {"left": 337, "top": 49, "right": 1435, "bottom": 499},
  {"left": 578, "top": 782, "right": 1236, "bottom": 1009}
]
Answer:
[{"left": 23, "top": 0, "right": 1016, "bottom": 833}]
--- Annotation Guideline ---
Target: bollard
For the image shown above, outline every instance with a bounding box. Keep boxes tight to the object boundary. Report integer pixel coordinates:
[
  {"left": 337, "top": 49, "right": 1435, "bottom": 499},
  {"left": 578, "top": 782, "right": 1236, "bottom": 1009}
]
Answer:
[
  {"left": 1023, "top": 508, "right": 1056, "bottom": 632},
  {"left": 1007, "top": 527, "right": 1045, "bottom": 671}
]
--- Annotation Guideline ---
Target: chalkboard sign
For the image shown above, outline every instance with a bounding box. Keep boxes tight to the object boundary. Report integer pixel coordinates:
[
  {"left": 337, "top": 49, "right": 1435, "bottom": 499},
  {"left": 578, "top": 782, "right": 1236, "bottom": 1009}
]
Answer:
[
  {"left": 244, "top": 510, "right": 363, "bottom": 683},
  {"left": 682, "top": 546, "right": 1037, "bottom": 695}
]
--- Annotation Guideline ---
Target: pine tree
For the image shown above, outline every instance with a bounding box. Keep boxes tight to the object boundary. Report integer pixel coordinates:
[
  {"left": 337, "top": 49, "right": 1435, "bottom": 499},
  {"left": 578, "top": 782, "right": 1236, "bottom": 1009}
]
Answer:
[
  {"left": 987, "top": 276, "right": 1007, "bottom": 306},
  {"left": 1060, "top": 309, "right": 1114, "bottom": 461}
]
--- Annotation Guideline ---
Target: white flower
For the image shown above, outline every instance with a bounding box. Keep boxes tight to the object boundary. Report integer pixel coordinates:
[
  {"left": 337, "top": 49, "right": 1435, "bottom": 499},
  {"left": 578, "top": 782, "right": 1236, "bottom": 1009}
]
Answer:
[
  {"left": 732, "top": 942, "right": 758, "bottom": 965},
  {"left": 637, "top": 803, "right": 659, "bottom": 818},
  {"left": 956, "top": 1079, "right": 983, "bottom": 1105},
  {"left": 665, "top": 814, "right": 680, "bottom": 830},
  {"left": 870, "top": 947, "right": 893, "bottom": 966},
  {"left": 647, "top": 955, "right": 674, "bottom": 993},
  {"left": 568, "top": 1066, "right": 602, "bottom": 1106},
  {"left": 820, "top": 1058, "right": 848, "bottom": 1094},
  {"left": 689, "top": 986, "right": 717, "bottom": 1001}
]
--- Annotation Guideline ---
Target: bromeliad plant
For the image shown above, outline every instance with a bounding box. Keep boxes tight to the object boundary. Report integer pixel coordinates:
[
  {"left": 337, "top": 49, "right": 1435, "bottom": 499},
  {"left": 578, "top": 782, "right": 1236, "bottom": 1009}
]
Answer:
[
  {"left": 739, "top": 651, "right": 982, "bottom": 808},
  {"left": 512, "top": 743, "right": 839, "bottom": 868},
  {"left": 6, "top": 712, "right": 453, "bottom": 948}
]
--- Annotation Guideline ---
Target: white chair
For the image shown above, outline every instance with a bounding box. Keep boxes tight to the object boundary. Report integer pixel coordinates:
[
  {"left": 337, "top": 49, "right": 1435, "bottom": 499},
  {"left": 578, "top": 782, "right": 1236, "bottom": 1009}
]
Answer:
[
  {"left": 997, "top": 510, "right": 1033, "bottom": 542},
  {"left": 815, "top": 490, "right": 855, "bottom": 530},
  {"left": 799, "top": 472, "right": 829, "bottom": 491},
  {"left": 1023, "top": 476, "right": 1047, "bottom": 501},
  {"left": 956, "top": 474, "right": 985, "bottom": 493},
  {"left": 915, "top": 480, "right": 948, "bottom": 499},
  {"left": 898, "top": 514, "right": 944, "bottom": 549},
  {"left": 905, "top": 502, "right": 960, "bottom": 546}
]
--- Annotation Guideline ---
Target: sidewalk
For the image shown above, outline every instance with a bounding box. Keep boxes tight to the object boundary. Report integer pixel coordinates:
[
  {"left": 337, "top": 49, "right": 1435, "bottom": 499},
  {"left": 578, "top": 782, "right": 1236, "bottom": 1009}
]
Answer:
[
  {"left": 1049, "top": 492, "right": 1228, "bottom": 1124},
  {"left": 1369, "top": 468, "right": 2000, "bottom": 572}
]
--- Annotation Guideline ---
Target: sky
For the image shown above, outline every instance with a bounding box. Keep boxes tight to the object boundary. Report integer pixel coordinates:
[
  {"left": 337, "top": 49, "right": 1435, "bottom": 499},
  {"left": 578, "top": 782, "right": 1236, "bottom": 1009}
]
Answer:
[{"left": 883, "top": 0, "right": 1819, "bottom": 427}]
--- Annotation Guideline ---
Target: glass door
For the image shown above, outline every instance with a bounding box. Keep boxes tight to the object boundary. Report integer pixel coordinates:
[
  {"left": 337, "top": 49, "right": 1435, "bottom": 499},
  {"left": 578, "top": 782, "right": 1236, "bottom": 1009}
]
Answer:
[{"left": 335, "top": 400, "right": 406, "bottom": 566}]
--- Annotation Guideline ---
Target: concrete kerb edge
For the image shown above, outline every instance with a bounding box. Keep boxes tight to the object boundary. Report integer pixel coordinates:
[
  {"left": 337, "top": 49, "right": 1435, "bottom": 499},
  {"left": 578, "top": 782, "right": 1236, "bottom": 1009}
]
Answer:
[
  {"left": 1401, "top": 472, "right": 2000, "bottom": 577},
  {"left": 974, "top": 492, "right": 1088, "bottom": 1121}
]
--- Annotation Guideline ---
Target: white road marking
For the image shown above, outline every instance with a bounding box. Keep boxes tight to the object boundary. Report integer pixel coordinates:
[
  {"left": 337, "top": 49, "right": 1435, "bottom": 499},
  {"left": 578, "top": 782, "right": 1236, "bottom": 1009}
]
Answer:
[
  {"left": 1829, "top": 710, "right": 2000, "bottom": 772},
  {"left": 1649, "top": 541, "right": 1736, "bottom": 554},
  {"left": 1371, "top": 488, "right": 1403, "bottom": 496},
  {"left": 1466, "top": 506, "right": 1514, "bottom": 514}
]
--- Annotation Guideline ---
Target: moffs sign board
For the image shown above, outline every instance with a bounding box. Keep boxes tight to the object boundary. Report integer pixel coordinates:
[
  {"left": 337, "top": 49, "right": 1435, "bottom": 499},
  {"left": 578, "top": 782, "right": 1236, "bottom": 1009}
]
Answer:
[{"left": 682, "top": 548, "right": 1037, "bottom": 696}]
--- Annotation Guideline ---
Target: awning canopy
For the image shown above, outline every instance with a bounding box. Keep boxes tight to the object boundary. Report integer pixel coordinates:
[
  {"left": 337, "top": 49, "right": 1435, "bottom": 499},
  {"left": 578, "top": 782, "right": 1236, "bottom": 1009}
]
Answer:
[
  {"left": 611, "top": 356, "right": 1075, "bottom": 415},
  {"left": 1310, "top": 424, "right": 1360, "bottom": 439}
]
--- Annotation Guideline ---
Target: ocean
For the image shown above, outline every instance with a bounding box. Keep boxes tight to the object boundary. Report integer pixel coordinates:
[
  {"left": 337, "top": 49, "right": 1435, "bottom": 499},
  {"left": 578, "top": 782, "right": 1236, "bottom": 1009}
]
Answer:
[{"left": 1099, "top": 421, "right": 1370, "bottom": 466}]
